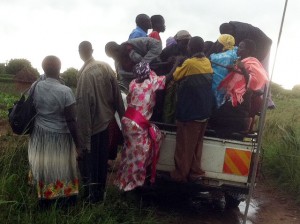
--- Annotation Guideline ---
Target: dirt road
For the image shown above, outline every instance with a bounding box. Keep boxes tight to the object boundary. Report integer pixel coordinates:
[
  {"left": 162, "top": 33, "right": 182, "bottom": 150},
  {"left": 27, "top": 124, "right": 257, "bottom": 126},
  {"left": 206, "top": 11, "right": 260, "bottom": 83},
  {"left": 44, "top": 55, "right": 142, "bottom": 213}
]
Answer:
[
  {"left": 249, "top": 178, "right": 300, "bottom": 224},
  {"left": 108, "top": 157, "right": 300, "bottom": 224},
  {"left": 146, "top": 176, "right": 300, "bottom": 224}
]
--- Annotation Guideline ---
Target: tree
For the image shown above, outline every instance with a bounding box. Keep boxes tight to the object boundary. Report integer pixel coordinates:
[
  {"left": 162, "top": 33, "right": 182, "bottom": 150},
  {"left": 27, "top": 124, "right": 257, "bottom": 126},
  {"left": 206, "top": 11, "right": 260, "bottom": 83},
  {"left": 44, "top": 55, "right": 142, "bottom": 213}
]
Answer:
[
  {"left": 14, "top": 67, "right": 40, "bottom": 83},
  {"left": 13, "top": 67, "right": 40, "bottom": 92},
  {"left": 270, "top": 82, "right": 284, "bottom": 96},
  {"left": 61, "top": 68, "right": 78, "bottom": 87},
  {"left": 0, "top": 63, "right": 5, "bottom": 74},
  {"left": 5, "top": 59, "right": 32, "bottom": 75},
  {"left": 292, "top": 84, "right": 300, "bottom": 92}
]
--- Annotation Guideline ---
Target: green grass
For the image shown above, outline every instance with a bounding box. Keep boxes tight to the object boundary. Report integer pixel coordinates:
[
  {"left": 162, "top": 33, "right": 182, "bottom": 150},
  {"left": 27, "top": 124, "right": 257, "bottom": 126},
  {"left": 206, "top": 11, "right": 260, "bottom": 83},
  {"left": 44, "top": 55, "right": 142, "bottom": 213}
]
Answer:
[
  {"left": 0, "top": 74, "right": 14, "bottom": 79},
  {"left": 0, "top": 81, "right": 22, "bottom": 96},
  {"left": 262, "top": 90, "right": 300, "bottom": 203},
  {"left": 1, "top": 79, "right": 300, "bottom": 222},
  {"left": 0, "top": 134, "right": 168, "bottom": 224},
  {"left": 0, "top": 92, "right": 18, "bottom": 119},
  {"left": 0, "top": 80, "right": 171, "bottom": 223}
]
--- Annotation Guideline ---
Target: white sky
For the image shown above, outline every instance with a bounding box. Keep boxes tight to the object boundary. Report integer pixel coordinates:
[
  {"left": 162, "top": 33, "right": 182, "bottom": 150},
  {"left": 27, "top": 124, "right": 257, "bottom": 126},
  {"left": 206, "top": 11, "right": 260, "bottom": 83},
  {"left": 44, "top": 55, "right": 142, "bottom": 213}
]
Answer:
[{"left": 0, "top": 0, "right": 297, "bottom": 89}]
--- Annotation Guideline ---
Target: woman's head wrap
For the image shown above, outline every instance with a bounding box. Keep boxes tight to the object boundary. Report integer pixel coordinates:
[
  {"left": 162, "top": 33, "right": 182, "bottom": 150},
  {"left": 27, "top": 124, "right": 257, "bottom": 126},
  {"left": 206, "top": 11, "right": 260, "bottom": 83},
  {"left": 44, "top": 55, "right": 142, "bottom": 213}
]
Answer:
[
  {"left": 217, "top": 34, "right": 235, "bottom": 51},
  {"left": 133, "top": 61, "right": 151, "bottom": 82},
  {"left": 166, "top": 36, "right": 177, "bottom": 47}
]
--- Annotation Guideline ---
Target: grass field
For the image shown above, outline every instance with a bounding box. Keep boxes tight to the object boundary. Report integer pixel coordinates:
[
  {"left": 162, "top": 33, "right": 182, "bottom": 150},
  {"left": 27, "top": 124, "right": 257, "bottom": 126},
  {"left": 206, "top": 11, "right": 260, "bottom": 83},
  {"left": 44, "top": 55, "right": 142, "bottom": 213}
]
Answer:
[
  {"left": 0, "top": 78, "right": 171, "bottom": 223},
  {"left": 1, "top": 79, "right": 300, "bottom": 222},
  {"left": 262, "top": 90, "right": 300, "bottom": 203}
]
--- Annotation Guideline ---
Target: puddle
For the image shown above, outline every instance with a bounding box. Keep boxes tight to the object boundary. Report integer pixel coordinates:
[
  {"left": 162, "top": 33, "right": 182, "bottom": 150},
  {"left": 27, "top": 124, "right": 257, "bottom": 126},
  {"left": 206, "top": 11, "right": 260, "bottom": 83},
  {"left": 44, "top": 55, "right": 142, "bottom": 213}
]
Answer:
[{"left": 237, "top": 199, "right": 260, "bottom": 224}]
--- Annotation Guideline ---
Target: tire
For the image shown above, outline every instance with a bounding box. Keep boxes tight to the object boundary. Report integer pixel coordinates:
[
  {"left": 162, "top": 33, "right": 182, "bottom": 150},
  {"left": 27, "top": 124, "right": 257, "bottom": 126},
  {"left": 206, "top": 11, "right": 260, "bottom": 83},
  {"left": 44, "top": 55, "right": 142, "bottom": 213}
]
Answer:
[{"left": 225, "top": 194, "right": 241, "bottom": 208}]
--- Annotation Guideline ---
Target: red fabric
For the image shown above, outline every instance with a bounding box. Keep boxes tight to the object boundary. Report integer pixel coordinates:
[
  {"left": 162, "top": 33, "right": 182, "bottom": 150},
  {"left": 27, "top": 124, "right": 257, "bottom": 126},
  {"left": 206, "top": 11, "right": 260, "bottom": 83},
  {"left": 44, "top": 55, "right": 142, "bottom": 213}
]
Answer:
[
  {"left": 124, "top": 107, "right": 149, "bottom": 129},
  {"left": 218, "top": 57, "right": 268, "bottom": 107},
  {"left": 149, "top": 31, "right": 161, "bottom": 41},
  {"left": 124, "top": 107, "right": 160, "bottom": 183}
]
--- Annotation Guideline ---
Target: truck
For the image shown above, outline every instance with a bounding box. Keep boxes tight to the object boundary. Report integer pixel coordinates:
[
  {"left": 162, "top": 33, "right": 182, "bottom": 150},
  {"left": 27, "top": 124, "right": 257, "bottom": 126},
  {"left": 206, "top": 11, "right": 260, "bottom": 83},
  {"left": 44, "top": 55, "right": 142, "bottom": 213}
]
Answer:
[
  {"left": 118, "top": 76, "right": 263, "bottom": 212},
  {"left": 153, "top": 122, "right": 259, "bottom": 209}
]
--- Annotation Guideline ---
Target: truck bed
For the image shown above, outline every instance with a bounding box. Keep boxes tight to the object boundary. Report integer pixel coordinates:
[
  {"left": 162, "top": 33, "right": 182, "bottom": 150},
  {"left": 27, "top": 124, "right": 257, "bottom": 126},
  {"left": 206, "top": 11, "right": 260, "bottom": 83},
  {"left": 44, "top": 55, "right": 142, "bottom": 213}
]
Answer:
[{"left": 155, "top": 124, "right": 257, "bottom": 190}]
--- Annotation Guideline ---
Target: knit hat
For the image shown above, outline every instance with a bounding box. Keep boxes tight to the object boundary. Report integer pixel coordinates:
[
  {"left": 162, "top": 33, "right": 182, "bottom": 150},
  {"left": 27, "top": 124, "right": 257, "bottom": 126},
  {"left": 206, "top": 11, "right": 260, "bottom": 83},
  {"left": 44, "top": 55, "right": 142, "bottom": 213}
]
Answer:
[
  {"left": 166, "top": 36, "right": 177, "bottom": 47},
  {"left": 218, "top": 34, "right": 235, "bottom": 51},
  {"left": 174, "top": 30, "right": 191, "bottom": 41},
  {"left": 133, "top": 62, "right": 151, "bottom": 82}
]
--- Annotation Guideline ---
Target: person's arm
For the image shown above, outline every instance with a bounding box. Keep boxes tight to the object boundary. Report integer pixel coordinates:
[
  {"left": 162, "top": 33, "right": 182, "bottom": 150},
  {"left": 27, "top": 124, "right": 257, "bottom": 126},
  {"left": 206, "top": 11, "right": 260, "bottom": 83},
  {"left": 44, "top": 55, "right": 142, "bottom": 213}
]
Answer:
[
  {"left": 64, "top": 103, "right": 86, "bottom": 159},
  {"left": 129, "top": 50, "right": 143, "bottom": 63},
  {"left": 142, "top": 38, "right": 162, "bottom": 63},
  {"left": 110, "top": 71, "right": 125, "bottom": 118},
  {"left": 165, "top": 72, "right": 174, "bottom": 84},
  {"left": 236, "top": 61, "right": 250, "bottom": 85},
  {"left": 164, "top": 56, "right": 187, "bottom": 84},
  {"left": 76, "top": 73, "right": 93, "bottom": 152}
]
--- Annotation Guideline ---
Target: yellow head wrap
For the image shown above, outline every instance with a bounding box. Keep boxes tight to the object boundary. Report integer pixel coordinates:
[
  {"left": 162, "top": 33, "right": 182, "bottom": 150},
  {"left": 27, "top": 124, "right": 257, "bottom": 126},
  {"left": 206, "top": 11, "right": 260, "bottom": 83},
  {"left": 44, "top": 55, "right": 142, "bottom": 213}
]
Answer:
[{"left": 217, "top": 34, "right": 235, "bottom": 51}]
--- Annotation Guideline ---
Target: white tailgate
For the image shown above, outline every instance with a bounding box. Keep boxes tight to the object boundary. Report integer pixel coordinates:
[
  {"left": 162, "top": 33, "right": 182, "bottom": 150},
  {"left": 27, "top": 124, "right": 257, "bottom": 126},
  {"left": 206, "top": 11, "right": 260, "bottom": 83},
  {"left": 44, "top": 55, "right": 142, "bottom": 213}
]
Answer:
[{"left": 157, "top": 131, "right": 255, "bottom": 184}]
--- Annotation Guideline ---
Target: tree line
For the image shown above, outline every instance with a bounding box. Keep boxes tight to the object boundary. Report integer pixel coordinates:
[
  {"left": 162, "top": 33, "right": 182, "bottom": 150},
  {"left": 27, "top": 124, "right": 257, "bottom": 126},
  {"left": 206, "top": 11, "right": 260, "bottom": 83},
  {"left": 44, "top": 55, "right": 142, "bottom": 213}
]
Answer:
[
  {"left": 1, "top": 58, "right": 300, "bottom": 92},
  {"left": 0, "top": 59, "right": 78, "bottom": 87}
]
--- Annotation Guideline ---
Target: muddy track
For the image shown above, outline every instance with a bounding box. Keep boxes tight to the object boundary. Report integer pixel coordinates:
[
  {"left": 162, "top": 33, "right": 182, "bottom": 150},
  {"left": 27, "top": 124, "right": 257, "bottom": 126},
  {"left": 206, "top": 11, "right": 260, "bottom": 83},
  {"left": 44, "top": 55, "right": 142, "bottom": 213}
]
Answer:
[
  {"left": 250, "top": 178, "right": 300, "bottom": 224},
  {"left": 107, "top": 157, "right": 300, "bottom": 224}
]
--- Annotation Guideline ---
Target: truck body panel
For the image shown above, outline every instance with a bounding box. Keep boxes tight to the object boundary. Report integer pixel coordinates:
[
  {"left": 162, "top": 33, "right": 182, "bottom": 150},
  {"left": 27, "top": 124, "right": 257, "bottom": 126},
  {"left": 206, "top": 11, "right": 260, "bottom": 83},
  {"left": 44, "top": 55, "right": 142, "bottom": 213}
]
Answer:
[{"left": 156, "top": 129, "right": 257, "bottom": 188}]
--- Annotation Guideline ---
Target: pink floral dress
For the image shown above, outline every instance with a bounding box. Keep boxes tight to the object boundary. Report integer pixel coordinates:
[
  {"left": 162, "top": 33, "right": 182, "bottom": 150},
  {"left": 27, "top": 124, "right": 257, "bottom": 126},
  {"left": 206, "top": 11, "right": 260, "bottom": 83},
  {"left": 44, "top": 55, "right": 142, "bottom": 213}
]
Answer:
[{"left": 115, "top": 71, "right": 166, "bottom": 191}]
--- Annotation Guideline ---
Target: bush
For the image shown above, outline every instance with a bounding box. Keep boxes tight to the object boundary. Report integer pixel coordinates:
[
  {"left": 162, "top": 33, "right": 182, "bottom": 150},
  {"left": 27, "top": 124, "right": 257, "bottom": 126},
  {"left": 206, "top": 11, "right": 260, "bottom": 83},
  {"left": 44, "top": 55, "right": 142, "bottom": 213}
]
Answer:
[
  {"left": 263, "top": 91, "right": 300, "bottom": 203},
  {"left": 14, "top": 67, "right": 39, "bottom": 83},
  {"left": 0, "top": 63, "right": 5, "bottom": 74},
  {"left": 5, "top": 59, "right": 32, "bottom": 75},
  {"left": 263, "top": 124, "right": 300, "bottom": 202},
  {"left": 61, "top": 68, "right": 78, "bottom": 88},
  {"left": 291, "top": 84, "right": 300, "bottom": 97},
  {"left": 0, "top": 77, "right": 13, "bottom": 83}
]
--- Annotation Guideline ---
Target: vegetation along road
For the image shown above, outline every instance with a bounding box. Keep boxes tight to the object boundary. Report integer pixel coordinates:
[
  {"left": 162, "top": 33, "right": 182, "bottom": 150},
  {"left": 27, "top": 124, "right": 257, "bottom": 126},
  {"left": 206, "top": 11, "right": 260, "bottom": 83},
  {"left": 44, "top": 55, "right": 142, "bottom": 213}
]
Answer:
[{"left": 1, "top": 68, "right": 300, "bottom": 223}]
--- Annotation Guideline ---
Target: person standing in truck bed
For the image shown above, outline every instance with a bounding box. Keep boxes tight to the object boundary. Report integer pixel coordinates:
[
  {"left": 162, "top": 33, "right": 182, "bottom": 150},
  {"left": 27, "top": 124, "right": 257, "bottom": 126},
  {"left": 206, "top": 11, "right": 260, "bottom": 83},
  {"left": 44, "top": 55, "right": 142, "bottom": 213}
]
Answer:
[
  {"left": 128, "top": 14, "right": 152, "bottom": 40},
  {"left": 169, "top": 36, "right": 214, "bottom": 182},
  {"left": 209, "top": 39, "right": 268, "bottom": 134},
  {"left": 219, "top": 21, "right": 275, "bottom": 109},
  {"left": 148, "top": 15, "right": 166, "bottom": 41},
  {"left": 105, "top": 37, "right": 162, "bottom": 89}
]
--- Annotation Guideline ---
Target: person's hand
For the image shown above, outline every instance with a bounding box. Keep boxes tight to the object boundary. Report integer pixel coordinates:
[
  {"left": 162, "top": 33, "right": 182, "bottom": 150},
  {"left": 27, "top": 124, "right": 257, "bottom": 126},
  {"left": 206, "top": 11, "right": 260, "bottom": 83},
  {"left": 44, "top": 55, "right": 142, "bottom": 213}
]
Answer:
[
  {"left": 174, "top": 56, "right": 186, "bottom": 66},
  {"left": 236, "top": 61, "right": 245, "bottom": 70},
  {"left": 227, "top": 65, "right": 234, "bottom": 71},
  {"left": 167, "top": 56, "right": 176, "bottom": 64},
  {"left": 236, "top": 60, "right": 249, "bottom": 77}
]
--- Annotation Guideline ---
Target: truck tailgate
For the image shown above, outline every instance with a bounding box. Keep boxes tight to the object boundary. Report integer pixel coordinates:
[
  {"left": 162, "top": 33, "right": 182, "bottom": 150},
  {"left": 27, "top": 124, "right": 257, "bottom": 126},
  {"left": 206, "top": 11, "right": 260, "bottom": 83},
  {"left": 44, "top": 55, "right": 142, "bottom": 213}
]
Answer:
[{"left": 157, "top": 131, "right": 256, "bottom": 184}]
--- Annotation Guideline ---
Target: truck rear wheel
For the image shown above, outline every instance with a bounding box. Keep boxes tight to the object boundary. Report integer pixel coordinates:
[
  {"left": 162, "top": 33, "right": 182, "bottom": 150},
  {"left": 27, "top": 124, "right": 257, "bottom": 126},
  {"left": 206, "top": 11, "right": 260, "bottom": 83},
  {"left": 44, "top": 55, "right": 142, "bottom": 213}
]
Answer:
[{"left": 225, "top": 194, "right": 241, "bottom": 208}]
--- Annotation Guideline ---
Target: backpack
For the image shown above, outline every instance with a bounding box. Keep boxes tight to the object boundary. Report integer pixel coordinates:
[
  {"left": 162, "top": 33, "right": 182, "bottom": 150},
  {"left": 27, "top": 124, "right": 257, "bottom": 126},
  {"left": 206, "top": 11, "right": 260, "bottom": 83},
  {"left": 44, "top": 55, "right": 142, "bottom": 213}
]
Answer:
[{"left": 8, "top": 81, "right": 39, "bottom": 135}]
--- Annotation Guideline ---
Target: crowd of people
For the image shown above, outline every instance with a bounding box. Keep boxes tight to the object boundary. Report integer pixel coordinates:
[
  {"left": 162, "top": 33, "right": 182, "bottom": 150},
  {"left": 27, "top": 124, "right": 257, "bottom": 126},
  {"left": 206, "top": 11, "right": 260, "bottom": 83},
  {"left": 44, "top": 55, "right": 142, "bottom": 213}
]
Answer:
[{"left": 26, "top": 13, "right": 271, "bottom": 207}]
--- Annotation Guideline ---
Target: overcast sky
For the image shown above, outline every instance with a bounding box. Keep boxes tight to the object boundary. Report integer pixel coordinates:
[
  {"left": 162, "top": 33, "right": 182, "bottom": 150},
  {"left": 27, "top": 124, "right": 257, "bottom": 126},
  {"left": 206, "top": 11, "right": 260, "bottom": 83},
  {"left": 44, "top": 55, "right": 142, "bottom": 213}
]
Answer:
[{"left": 0, "top": 0, "right": 297, "bottom": 89}]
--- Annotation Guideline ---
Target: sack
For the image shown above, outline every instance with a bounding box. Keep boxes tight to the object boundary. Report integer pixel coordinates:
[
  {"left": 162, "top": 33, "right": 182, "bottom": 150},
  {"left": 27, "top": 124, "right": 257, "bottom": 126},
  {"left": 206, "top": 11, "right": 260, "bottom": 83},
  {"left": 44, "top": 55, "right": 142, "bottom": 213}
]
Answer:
[{"left": 8, "top": 82, "right": 38, "bottom": 135}]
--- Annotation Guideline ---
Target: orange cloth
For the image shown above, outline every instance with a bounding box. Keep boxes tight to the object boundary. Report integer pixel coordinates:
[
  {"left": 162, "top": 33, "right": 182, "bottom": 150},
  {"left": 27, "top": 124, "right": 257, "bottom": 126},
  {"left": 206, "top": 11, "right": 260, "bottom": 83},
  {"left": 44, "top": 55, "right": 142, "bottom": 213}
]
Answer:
[{"left": 218, "top": 57, "right": 268, "bottom": 107}]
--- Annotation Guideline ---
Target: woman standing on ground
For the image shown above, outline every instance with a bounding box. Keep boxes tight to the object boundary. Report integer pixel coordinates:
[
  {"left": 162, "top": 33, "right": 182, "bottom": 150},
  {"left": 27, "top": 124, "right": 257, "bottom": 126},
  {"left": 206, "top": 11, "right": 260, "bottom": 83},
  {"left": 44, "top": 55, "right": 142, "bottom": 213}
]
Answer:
[{"left": 28, "top": 55, "right": 82, "bottom": 206}]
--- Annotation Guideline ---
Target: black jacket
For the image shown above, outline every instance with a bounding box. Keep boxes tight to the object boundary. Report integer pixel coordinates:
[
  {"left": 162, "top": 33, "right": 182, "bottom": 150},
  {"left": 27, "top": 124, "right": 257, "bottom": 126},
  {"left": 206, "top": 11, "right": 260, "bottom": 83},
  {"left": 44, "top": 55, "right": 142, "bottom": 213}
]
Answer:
[{"left": 176, "top": 74, "right": 213, "bottom": 122}]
